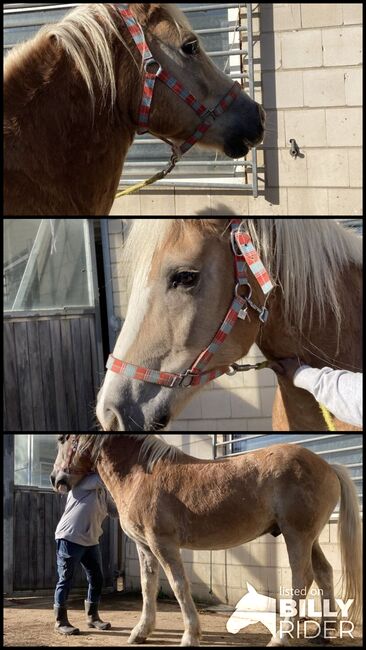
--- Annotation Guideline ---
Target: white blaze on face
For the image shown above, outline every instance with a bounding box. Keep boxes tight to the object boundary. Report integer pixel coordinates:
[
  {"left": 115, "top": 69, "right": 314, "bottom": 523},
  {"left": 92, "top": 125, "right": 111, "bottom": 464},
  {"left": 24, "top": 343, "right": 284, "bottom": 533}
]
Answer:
[
  {"left": 96, "top": 273, "right": 152, "bottom": 427},
  {"left": 113, "top": 273, "right": 151, "bottom": 361}
]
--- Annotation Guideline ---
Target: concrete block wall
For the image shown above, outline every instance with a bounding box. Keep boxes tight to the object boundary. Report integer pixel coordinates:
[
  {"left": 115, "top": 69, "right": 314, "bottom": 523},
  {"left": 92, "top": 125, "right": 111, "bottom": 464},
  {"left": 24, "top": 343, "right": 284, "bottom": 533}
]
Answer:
[
  {"left": 110, "top": 4, "right": 362, "bottom": 216},
  {"left": 123, "top": 435, "right": 343, "bottom": 607},
  {"left": 106, "top": 219, "right": 276, "bottom": 432}
]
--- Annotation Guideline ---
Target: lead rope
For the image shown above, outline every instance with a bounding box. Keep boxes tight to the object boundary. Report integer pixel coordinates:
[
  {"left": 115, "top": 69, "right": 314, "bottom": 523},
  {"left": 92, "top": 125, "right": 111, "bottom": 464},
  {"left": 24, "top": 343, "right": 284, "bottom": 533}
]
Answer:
[
  {"left": 115, "top": 156, "right": 178, "bottom": 198},
  {"left": 232, "top": 360, "right": 336, "bottom": 431}
]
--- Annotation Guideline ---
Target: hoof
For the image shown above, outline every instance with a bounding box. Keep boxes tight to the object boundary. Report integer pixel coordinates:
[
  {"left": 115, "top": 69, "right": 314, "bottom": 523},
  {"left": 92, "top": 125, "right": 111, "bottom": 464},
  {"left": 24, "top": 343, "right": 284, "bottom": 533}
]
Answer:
[
  {"left": 180, "top": 634, "right": 201, "bottom": 647},
  {"left": 128, "top": 635, "right": 147, "bottom": 645}
]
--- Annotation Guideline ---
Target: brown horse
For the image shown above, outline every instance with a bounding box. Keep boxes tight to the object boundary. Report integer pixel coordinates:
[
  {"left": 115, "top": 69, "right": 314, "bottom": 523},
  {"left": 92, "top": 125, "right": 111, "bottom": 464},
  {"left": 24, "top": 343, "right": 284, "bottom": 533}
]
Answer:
[
  {"left": 96, "top": 219, "right": 363, "bottom": 432},
  {"left": 51, "top": 434, "right": 362, "bottom": 646},
  {"left": 4, "top": 4, "right": 264, "bottom": 216}
]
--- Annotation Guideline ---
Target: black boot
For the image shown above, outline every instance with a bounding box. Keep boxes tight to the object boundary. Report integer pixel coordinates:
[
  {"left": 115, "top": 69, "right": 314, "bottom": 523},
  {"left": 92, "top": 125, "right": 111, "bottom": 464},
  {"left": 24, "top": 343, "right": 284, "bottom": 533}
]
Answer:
[
  {"left": 85, "top": 601, "right": 111, "bottom": 630},
  {"left": 54, "top": 605, "right": 80, "bottom": 635}
]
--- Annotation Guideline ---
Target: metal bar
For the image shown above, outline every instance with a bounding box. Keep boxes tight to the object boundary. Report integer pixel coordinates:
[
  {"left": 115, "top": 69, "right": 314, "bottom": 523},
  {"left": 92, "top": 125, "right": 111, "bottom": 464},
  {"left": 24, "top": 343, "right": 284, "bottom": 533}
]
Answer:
[
  {"left": 4, "top": 307, "right": 96, "bottom": 318},
  {"left": 196, "top": 25, "right": 247, "bottom": 35},
  {"left": 83, "top": 219, "right": 95, "bottom": 307},
  {"left": 123, "top": 160, "right": 253, "bottom": 167},
  {"left": 183, "top": 4, "right": 241, "bottom": 12},
  {"left": 101, "top": 220, "right": 119, "bottom": 352},
  {"left": 206, "top": 48, "right": 247, "bottom": 57},
  {"left": 4, "top": 4, "right": 78, "bottom": 13},
  {"left": 4, "top": 2, "right": 241, "bottom": 14},
  {"left": 119, "top": 181, "right": 255, "bottom": 191},
  {"left": 246, "top": 3, "right": 258, "bottom": 199}
]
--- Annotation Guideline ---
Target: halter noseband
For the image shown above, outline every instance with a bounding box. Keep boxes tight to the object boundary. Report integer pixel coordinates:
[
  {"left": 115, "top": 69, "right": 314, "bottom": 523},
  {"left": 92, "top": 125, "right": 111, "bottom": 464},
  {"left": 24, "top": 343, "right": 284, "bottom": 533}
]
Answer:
[
  {"left": 119, "top": 5, "right": 242, "bottom": 168},
  {"left": 107, "top": 220, "right": 274, "bottom": 389}
]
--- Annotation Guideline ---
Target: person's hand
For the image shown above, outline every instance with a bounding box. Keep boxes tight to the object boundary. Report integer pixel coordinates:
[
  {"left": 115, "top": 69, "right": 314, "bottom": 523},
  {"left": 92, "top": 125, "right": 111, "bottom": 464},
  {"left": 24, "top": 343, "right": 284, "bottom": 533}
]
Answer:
[{"left": 269, "top": 357, "right": 305, "bottom": 382}]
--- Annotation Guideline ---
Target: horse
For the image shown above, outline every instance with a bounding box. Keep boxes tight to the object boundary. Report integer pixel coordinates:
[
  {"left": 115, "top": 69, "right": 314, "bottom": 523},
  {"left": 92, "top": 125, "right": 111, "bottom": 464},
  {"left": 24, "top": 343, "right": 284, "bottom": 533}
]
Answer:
[
  {"left": 96, "top": 218, "right": 363, "bottom": 432},
  {"left": 51, "top": 434, "right": 362, "bottom": 646},
  {"left": 4, "top": 3, "right": 264, "bottom": 216}
]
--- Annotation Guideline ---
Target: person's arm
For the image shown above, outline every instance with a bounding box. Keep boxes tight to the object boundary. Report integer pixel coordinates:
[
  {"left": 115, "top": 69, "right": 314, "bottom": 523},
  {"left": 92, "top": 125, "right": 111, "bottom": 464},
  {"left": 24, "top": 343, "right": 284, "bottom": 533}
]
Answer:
[
  {"left": 294, "top": 366, "right": 362, "bottom": 428},
  {"left": 269, "top": 358, "right": 362, "bottom": 427}
]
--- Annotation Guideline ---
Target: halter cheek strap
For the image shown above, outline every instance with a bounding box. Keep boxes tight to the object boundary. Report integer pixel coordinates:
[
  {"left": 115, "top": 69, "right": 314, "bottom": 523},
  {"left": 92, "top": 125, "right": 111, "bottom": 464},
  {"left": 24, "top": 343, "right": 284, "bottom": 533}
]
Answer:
[{"left": 107, "top": 220, "right": 274, "bottom": 389}]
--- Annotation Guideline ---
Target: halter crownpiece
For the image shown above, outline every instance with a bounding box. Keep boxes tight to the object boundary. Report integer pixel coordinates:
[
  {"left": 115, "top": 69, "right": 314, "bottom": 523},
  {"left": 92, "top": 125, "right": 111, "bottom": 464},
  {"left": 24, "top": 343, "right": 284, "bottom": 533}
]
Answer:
[
  {"left": 118, "top": 5, "right": 242, "bottom": 166},
  {"left": 107, "top": 220, "right": 274, "bottom": 389}
]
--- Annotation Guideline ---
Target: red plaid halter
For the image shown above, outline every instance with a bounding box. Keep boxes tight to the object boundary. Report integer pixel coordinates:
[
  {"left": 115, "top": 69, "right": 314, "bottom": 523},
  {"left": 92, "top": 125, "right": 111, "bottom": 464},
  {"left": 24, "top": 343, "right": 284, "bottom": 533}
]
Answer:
[
  {"left": 119, "top": 5, "right": 242, "bottom": 162},
  {"left": 54, "top": 435, "right": 85, "bottom": 474},
  {"left": 107, "top": 220, "right": 274, "bottom": 389}
]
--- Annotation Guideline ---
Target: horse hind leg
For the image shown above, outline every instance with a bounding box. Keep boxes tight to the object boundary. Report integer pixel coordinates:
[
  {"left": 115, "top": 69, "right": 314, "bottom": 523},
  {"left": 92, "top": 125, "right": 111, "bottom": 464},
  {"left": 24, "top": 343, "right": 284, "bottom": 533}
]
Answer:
[
  {"left": 312, "top": 539, "right": 337, "bottom": 642},
  {"left": 129, "top": 544, "right": 160, "bottom": 645},
  {"left": 149, "top": 540, "right": 201, "bottom": 647},
  {"left": 268, "top": 532, "right": 314, "bottom": 647}
]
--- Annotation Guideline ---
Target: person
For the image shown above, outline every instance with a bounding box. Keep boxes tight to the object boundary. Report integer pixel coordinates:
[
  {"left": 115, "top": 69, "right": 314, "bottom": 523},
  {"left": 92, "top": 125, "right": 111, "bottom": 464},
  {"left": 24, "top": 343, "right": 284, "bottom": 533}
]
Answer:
[
  {"left": 54, "top": 473, "right": 119, "bottom": 636},
  {"left": 270, "top": 358, "right": 362, "bottom": 428}
]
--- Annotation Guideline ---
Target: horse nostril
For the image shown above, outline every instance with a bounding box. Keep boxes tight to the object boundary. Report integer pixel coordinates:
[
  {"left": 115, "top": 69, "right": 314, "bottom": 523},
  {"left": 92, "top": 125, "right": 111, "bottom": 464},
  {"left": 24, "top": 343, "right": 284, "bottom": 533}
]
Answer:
[{"left": 50, "top": 473, "right": 55, "bottom": 487}]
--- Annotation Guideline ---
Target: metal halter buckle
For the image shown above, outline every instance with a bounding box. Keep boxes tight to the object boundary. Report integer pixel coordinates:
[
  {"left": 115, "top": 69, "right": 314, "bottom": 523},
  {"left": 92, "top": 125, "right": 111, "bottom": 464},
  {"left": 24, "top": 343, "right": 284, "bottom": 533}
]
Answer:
[{"left": 170, "top": 372, "right": 196, "bottom": 388}]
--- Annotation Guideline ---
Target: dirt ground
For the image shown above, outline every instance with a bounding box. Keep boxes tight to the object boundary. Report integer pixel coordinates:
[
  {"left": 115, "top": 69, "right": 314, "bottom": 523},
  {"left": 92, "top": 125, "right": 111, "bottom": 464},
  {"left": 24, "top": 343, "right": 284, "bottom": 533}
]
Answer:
[{"left": 3, "top": 593, "right": 362, "bottom": 647}]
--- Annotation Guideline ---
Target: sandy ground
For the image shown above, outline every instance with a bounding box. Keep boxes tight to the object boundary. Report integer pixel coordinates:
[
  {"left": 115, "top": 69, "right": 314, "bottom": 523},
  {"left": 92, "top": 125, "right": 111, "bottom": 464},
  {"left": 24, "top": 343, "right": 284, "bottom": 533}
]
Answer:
[{"left": 4, "top": 593, "right": 362, "bottom": 647}]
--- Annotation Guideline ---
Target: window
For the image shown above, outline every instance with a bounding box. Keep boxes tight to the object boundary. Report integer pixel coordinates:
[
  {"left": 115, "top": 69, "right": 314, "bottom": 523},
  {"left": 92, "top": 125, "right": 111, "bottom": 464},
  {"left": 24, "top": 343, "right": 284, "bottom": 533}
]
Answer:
[
  {"left": 14, "top": 434, "right": 58, "bottom": 488},
  {"left": 4, "top": 3, "right": 259, "bottom": 194},
  {"left": 214, "top": 434, "right": 363, "bottom": 514},
  {"left": 4, "top": 219, "right": 94, "bottom": 312}
]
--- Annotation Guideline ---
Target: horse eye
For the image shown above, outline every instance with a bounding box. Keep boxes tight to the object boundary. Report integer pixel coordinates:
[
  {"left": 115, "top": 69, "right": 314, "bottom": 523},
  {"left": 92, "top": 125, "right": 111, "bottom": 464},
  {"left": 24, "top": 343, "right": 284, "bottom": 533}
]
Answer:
[
  {"left": 171, "top": 271, "right": 200, "bottom": 290},
  {"left": 182, "top": 40, "right": 200, "bottom": 56}
]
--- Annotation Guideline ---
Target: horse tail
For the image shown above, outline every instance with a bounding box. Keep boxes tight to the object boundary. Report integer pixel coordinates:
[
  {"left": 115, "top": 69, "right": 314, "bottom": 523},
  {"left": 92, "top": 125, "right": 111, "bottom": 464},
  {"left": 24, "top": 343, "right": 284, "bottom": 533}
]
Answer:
[{"left": 331, "top": 464, "right": 362, "bottom": 624}]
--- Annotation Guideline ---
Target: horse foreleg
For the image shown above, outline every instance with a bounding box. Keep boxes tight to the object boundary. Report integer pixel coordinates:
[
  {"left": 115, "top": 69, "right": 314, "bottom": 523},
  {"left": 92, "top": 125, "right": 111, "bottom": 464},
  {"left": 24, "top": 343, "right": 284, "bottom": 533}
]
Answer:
[
  {"left": 129, "top": 544, "right": 159, "bottom": 645},
  {"left": 150, "top": 541, "right": 201, "bottom": 647}
]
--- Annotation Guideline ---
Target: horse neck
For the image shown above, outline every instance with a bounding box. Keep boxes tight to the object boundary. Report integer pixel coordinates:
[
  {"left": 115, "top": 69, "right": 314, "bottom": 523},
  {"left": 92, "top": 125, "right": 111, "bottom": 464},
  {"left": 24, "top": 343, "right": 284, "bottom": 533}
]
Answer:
[
  {"left": 257, "top": 265, "right": 362, "bottom": 431},
  {"left": 5, "top": 31, "right": 137, "bottom": 215},
  {"left": 258, "top": 263, "right": 362, "bottom": 370},
  {"left": 95, "top": 437, "right": 146, "bottom": 494}
]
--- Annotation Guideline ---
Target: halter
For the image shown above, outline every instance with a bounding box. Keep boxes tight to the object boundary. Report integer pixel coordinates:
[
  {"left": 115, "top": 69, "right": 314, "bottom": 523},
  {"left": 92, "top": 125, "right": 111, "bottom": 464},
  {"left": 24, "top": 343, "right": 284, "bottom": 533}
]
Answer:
[
  {"left": 54, "top": 435, "right": 85, "bottom": 475},
  {"left": 107, "top": 220, "right": 274, "bottom": 389},
  {"left": 118, "top": 5, "right": 242, "bottom": 175}
]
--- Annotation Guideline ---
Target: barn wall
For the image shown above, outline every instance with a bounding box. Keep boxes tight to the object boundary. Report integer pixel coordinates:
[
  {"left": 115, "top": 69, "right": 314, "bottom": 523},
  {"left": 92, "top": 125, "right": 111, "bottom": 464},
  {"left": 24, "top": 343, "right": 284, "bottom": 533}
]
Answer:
[
  {"left": 4, "top": 314, "right": 100, "bottom": 432},
  {"left": 107, "top": 219, "right": 276, "bottom": 432},
  {"left": 110, "top": 3, "right": 362, "bottom": 217},
  {"left": 123, "top": 435, "right": 346, "bottom": 608}
]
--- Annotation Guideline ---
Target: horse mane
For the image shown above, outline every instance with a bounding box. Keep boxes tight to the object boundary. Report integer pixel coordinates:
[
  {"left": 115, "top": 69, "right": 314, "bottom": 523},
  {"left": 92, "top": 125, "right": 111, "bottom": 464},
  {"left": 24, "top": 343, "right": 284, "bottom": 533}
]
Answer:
[
  {"left": 5, "top": 3, "right": 192, "bottom": 112},
  {"left": 122, "top": 219, "right": 362, "bottom": 334},
  {"left": 78, "top": 434, "right": 182, "bottom": 472}
]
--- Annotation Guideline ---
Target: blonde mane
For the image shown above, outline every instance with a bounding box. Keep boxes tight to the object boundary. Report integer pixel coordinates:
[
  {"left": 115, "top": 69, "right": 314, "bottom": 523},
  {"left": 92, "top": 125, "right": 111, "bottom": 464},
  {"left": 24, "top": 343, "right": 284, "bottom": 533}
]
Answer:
[
  {"left": 123, "top": 219, "right": 362, "bottom": 333},
  {"left": 77, "top": 434, "right": 182, "bottom": 472},
  {"left": 5, "top": 3, "right": 191, "bottom": 110}
]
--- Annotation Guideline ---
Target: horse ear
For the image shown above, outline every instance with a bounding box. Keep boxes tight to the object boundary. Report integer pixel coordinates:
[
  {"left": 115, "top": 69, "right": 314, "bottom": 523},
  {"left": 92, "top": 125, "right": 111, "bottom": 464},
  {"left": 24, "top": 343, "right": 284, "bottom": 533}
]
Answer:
[
  {"left": 131, "top": 4, "right": 161, "bottom": 26},
  {"left": 247, "top": 582, "right": 257, "bottom": 594}
]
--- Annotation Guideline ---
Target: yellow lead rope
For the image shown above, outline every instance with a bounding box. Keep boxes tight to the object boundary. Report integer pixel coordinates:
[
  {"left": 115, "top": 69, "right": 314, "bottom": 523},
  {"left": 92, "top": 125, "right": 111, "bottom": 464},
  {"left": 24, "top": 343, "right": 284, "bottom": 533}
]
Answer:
[
  {"left": 115, "top": 156, "right": 178, "bottom": 198},
  {"left": 320, "top": 404, "right": 337, "bottom": 431}
]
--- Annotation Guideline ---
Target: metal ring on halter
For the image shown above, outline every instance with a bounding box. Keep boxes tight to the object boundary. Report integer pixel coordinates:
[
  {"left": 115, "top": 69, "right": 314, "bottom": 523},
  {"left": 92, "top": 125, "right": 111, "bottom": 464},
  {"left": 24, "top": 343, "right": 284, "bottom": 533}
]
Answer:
[
  {"left": 144, "top": 57, "right": 162, "bottom": 76},
  {"left": 235, "top": 279, "right": 253, "bottom": 302}
]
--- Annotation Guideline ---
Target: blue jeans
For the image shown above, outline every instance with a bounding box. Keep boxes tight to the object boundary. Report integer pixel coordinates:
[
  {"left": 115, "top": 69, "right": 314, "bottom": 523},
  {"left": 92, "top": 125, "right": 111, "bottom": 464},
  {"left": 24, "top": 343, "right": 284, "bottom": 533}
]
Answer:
[{"left": 55, "top": 539, "right": 104, "bottom": 607}]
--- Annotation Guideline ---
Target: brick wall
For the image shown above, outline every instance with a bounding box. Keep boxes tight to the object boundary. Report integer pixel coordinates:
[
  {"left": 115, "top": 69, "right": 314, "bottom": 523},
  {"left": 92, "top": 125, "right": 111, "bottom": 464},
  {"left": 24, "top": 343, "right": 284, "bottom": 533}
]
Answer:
[
  {"left": 124, "top": 435, "right": 343, "bottom": 607},
  {"left": 110, "top": 3, "right": 362, "bottom": 217},
  {"left": 106, "top": 219, "right": 276, "bottom": 432}
]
